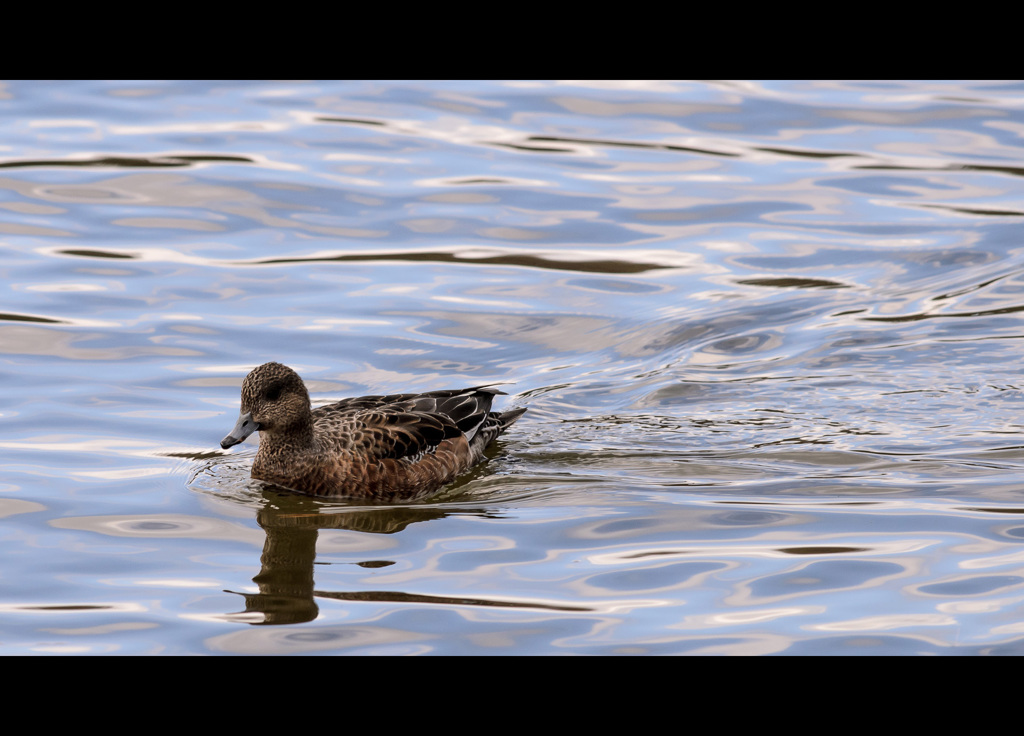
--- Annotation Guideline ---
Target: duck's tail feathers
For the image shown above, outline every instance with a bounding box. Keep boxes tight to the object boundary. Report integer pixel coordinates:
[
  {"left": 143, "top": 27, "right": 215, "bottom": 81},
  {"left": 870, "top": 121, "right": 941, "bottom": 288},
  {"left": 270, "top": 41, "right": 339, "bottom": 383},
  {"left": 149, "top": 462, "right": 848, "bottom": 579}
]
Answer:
[{"left": 469, "top": 407, "right": 527, "bottom": 454}]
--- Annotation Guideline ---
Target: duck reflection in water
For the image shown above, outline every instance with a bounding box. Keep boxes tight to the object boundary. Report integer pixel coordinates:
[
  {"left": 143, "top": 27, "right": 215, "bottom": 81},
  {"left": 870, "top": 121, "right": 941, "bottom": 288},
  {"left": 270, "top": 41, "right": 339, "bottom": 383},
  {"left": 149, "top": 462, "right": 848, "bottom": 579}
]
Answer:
[
  {"left": 225, "top": 490, "right": 453, "bottom": 625},
  {"left": 226, "top": 490, "right": 583, "bottom": 626}
]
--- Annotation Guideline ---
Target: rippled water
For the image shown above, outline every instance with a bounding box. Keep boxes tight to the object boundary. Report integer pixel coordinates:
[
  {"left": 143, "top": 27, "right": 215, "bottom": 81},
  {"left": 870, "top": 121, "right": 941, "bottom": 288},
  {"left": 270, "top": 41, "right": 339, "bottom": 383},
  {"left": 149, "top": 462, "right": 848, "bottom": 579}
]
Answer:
[{"left": 4, "top": 80, "right": 1024, "bottom": 654}]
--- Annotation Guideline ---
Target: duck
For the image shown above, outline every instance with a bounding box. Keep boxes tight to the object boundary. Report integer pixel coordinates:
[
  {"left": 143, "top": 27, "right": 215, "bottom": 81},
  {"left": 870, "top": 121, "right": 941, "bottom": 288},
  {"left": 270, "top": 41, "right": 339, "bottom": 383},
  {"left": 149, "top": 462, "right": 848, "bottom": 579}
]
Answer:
[{"left": 220, "top": 362, "right": 526, "bottom": 501}]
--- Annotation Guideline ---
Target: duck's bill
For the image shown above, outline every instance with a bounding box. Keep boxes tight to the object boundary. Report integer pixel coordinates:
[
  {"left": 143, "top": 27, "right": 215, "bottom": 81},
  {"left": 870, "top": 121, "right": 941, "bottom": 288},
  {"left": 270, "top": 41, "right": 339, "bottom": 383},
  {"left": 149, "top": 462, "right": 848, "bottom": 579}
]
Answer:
[{"left": 221, "top": 411, "right": 260, "bottom": 449}]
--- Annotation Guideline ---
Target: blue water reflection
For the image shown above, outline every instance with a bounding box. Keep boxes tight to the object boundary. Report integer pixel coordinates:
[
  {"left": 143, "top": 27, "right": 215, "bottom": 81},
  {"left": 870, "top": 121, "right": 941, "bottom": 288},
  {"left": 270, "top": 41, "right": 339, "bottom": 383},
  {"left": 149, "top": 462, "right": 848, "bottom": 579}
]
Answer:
[{"left": 3, "top": 80, "right": 1024, "bottom": 653}]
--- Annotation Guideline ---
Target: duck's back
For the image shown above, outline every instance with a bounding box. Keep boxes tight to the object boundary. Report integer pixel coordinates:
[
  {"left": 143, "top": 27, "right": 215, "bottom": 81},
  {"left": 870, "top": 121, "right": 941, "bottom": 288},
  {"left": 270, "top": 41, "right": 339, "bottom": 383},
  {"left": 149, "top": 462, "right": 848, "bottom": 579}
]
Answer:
[{"left": 293, "top": 385, "right": 525, "bottom": 499}]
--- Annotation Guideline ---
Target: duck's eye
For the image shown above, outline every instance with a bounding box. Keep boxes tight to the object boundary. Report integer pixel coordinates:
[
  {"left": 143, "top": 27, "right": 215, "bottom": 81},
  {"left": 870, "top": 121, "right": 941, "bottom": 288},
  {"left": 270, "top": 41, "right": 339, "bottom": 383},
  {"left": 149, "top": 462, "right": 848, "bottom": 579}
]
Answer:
[{"left": 264, "top": 384, "right": 282, "bottom": 402}]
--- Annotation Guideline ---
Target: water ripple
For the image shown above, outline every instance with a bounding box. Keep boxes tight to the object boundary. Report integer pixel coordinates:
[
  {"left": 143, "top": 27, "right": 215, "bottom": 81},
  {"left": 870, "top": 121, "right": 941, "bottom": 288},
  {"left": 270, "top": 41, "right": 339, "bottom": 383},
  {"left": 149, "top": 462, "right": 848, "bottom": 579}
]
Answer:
[{"left": 4, "top": 80, "right": 1024, "bottom": 653}]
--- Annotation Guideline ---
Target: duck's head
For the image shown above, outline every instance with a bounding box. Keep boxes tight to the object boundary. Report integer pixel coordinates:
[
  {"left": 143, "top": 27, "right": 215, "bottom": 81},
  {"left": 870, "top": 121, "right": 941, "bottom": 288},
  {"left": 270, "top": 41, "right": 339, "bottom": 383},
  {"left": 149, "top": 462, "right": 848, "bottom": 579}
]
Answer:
[{"left": 220, "top": 362, "right": 311, "bottom": 449}]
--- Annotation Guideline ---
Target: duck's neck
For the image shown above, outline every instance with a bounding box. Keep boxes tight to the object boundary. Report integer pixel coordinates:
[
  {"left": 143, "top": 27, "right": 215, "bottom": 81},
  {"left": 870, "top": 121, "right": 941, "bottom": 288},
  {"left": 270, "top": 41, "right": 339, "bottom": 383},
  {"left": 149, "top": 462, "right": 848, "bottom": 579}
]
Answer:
[{"left": 259, "top": 417, "right": 316, "bottom": 454}]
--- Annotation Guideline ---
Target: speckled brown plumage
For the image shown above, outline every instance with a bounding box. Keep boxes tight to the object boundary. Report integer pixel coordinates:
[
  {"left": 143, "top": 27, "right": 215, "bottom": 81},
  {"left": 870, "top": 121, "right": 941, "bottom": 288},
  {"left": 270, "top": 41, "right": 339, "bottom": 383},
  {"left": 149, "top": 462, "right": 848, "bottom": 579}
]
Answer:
[{"left": 220, "top": 362, "right": 526, "bottom": 501}]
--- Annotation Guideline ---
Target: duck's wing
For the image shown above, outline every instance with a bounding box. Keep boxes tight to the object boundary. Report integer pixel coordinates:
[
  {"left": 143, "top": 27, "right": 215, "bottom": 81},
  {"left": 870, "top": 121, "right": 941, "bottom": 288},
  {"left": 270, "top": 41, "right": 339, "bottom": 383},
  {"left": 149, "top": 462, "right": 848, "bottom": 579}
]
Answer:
[
  {"left": 387, "top": 386, "right": 505, "bottom": 442},
  {"left": 317, "top": 386, "right": 506, "bottom": 451},
  {"left": 347, "top": 407, "right": 463, "bottom": 461}
]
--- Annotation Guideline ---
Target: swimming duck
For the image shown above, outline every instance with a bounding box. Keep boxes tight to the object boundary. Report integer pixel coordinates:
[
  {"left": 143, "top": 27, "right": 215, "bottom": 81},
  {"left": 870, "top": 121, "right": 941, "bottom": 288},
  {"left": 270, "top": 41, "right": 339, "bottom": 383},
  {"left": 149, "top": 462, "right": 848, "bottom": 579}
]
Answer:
[{"left": 220, "top": 362, "right": 526, "bottom": 501}]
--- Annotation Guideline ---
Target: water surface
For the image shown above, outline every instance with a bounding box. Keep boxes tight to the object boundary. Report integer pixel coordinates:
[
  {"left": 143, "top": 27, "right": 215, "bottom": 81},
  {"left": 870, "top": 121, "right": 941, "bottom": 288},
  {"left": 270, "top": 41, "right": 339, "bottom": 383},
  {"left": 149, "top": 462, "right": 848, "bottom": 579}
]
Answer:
[{"left": 4, "top": 80, "right": 1024, "bottom": 654}]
